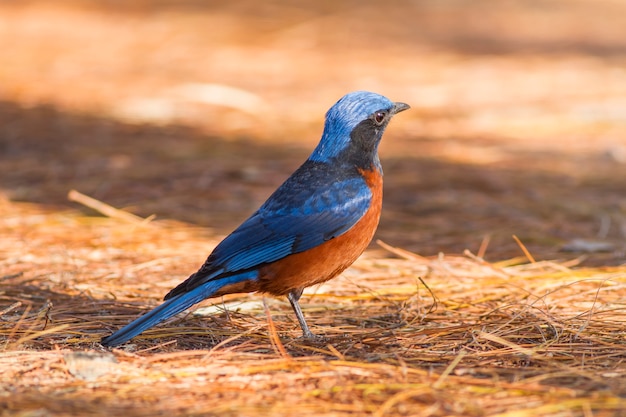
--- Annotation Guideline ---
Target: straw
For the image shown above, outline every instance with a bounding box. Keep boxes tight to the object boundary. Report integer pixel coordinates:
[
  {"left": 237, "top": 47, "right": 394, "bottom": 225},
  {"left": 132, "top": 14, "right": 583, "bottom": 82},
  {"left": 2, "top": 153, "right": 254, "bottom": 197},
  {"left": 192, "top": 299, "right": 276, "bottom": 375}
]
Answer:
[{"left": 1, "top": 197, "right": 625, "bottom": 417}]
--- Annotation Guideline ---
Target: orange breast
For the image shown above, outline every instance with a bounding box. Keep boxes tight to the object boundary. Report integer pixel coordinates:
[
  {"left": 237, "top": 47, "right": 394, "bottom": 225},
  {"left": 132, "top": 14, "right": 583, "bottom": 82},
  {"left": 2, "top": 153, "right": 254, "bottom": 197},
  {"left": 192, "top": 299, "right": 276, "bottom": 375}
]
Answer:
[{"left": 257, "top": 168, "right": 383, "bottom": 296}]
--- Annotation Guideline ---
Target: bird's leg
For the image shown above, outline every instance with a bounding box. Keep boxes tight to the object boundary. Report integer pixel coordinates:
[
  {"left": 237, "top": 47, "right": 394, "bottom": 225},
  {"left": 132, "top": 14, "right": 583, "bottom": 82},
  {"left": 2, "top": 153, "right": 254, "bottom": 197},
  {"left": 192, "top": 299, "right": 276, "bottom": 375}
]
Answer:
[{"left": 287, "top": 288, "right": 315, "bottom": 339}]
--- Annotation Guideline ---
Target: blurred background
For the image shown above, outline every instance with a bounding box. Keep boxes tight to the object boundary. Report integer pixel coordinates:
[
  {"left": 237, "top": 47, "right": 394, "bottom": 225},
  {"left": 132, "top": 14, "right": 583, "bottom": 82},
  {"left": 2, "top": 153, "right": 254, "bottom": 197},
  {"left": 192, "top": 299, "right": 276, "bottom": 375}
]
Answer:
[{"left": 1, "top": 0, "right": 625, "bottom": 264}]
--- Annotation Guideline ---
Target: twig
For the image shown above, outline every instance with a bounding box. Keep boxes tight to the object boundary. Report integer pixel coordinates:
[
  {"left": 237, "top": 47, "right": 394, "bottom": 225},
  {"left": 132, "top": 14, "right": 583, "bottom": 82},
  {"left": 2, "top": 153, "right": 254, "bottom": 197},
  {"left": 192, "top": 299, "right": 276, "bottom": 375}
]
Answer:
[
  {"left": 512, "top": 234, "right": 536, "bottom": 263},
  {"left": 68, "top": 189, "right": 153, "bottom": 224},
  {"left": 432, "top": 349, "right": 467, "bottom": 389},
  {"left": 263, "top": 298, "right": 290, "bottom": 360},
  {"left": 376, "top": 240, "right": 430, "bottom": 263}
]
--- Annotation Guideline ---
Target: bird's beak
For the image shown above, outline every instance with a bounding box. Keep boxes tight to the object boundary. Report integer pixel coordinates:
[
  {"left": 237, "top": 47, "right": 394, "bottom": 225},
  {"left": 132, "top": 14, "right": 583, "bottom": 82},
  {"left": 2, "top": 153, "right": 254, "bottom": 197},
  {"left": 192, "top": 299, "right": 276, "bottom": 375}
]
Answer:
[{"left": 391, "top": 102, "right": 411, "bottom": 114}]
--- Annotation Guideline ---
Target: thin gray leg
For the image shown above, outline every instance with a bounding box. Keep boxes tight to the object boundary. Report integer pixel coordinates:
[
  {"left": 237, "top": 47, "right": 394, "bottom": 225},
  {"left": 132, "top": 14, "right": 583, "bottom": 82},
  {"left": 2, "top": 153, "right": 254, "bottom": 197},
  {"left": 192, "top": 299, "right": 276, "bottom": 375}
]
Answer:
[{"left": 287, "top": 288, "right": 315, "bottom": 338}]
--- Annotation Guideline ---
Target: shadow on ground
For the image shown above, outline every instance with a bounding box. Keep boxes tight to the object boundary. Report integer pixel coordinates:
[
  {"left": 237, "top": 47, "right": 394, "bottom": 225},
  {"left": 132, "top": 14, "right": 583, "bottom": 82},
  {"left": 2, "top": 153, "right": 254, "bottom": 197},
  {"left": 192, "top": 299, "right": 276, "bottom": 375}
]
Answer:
[{"left": 2, "top": 100, "right": 624, "bottom": 265}]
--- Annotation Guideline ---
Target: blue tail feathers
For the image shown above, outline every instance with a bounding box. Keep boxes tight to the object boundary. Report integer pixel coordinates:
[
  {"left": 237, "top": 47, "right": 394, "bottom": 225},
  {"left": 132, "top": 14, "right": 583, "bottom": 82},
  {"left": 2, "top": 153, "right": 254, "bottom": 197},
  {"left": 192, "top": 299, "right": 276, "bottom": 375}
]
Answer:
[{"left": 101, "top": 274, "right": 255, "bottom": 347}]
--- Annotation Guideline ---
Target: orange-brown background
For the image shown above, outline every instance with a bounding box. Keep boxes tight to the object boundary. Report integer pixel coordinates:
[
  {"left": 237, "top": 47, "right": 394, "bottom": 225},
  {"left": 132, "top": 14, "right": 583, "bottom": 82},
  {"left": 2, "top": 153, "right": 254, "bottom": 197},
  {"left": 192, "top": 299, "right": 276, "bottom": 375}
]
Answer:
[{"left": 2, "top": 0, "right": 625, "bottom": 264}]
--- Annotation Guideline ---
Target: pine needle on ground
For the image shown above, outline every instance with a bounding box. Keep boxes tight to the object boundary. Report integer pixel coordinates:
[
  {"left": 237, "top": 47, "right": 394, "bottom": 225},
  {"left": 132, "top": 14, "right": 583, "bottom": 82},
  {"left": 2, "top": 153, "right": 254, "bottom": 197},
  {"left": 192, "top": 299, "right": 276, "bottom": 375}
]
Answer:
[{"left": 1, "top": 197, "right": 625, "bottom": 417}]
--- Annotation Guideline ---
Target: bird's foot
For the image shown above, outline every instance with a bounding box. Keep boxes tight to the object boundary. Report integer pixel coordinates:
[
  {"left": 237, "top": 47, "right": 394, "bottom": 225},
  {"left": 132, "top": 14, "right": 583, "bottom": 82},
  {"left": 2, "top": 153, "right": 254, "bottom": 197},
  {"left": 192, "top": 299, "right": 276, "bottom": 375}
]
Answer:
[{"left": 299, "top": 330, "right": 327, "bottom": 344}]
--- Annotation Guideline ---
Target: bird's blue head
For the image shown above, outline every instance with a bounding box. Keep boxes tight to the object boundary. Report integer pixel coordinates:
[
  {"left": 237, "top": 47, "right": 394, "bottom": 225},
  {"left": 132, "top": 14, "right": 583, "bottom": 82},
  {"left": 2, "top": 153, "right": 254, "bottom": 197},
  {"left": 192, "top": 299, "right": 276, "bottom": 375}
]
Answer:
[{"left": 309, "top": 91, "right": 409, "bottom": 163}]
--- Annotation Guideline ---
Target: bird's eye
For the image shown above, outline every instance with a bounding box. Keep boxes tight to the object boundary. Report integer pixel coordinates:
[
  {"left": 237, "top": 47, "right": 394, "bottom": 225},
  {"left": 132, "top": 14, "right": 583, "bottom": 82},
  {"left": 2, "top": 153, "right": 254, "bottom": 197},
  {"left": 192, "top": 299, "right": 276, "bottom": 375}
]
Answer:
[{"left": 374, "top": 111, "right": 386, "bottom": 125}]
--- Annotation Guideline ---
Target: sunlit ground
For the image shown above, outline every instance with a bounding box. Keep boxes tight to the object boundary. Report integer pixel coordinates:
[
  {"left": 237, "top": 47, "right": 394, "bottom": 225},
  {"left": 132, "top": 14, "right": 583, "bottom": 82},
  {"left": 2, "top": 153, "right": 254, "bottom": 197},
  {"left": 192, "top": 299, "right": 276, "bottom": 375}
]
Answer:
[{"left": 1, "top": 1, "right": 625, "bottom": 416}]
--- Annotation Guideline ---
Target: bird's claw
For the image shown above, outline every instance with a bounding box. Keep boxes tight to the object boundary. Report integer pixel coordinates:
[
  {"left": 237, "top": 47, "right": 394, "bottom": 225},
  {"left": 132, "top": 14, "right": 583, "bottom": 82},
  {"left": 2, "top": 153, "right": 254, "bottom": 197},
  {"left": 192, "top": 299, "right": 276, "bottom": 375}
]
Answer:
[{"left": 299, "top": 331, "right": 328, "bottom": 344}]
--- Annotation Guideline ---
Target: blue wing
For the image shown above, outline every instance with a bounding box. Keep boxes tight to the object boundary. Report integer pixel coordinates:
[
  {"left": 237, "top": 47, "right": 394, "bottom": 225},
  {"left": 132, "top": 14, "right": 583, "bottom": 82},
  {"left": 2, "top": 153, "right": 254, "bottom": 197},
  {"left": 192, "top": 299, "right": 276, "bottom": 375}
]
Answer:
[
  {"left": 166, "top": 161, "right": 372, "bottom": 296},
  {"left": 215, "top": 176, "right": 371, "bottom": 270}
]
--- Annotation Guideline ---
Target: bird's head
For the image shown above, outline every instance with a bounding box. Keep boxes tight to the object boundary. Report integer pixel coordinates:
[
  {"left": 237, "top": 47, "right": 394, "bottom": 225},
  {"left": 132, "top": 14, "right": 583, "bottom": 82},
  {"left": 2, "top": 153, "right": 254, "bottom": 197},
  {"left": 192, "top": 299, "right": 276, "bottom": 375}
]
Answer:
[{"left": 309, "top": 91, "right": 410, "bottom": 164}]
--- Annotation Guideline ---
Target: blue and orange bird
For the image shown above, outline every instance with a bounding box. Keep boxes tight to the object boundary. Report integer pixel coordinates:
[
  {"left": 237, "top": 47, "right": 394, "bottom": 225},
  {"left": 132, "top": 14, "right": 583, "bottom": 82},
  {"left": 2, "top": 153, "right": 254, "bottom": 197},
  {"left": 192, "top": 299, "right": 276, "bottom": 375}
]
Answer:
[{"left": 101, "top": 91, "right": 409, "bottom": 347}]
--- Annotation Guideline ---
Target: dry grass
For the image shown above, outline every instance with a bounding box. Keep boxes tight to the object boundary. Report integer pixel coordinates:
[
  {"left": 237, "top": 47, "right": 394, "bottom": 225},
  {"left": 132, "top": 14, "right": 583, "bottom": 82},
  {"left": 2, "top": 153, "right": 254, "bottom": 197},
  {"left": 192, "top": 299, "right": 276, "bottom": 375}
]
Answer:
[
  {"left": 2, "top": 1, "right": 626, "bottom": 415},
  {"left": 1, "top": 195, "right": 625, "bottom": 417}
]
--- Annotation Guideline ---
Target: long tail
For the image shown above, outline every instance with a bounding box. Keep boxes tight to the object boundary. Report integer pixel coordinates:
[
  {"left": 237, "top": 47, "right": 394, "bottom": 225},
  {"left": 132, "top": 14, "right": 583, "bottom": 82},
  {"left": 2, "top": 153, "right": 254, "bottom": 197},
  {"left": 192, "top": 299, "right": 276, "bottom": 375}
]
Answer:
[{"left": 101, "top": 274, "right": 251, "bottom": 347}]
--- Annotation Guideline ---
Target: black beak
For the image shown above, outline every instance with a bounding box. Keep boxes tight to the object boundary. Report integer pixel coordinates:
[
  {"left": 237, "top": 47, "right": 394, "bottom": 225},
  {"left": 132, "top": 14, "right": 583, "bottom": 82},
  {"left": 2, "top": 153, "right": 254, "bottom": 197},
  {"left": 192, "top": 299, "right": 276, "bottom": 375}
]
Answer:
[{"left": 391, "top": 102, "right": 411, "bottom": 114}]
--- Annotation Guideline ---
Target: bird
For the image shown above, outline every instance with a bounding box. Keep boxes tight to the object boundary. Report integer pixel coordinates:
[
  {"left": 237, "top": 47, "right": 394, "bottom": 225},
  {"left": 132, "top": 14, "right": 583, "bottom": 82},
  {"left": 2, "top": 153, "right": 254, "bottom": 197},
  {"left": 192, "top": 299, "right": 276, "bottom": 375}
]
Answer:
[{"left": 101, "top": 91, "right": 410, "bottom": 347}]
